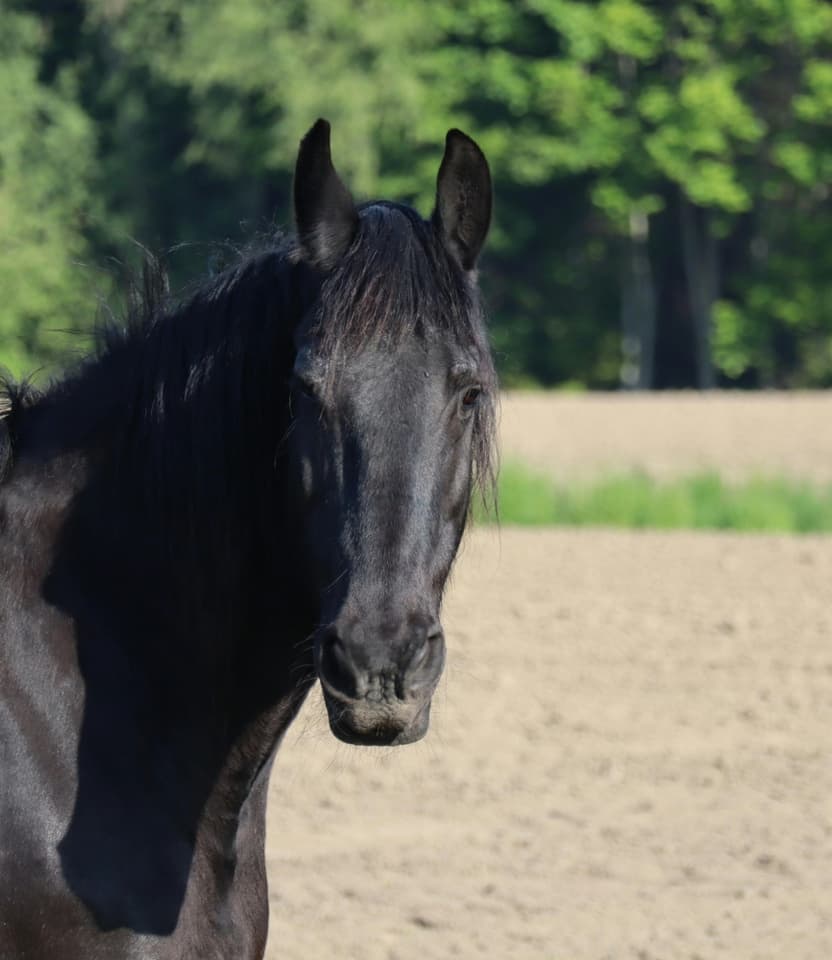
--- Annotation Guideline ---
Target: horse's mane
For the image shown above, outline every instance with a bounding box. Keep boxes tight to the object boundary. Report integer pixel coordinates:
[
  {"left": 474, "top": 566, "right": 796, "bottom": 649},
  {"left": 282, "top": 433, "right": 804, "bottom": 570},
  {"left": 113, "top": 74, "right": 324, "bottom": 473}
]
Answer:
[{"left": 3, "top": 207, "right": 497, "bottom": 505}]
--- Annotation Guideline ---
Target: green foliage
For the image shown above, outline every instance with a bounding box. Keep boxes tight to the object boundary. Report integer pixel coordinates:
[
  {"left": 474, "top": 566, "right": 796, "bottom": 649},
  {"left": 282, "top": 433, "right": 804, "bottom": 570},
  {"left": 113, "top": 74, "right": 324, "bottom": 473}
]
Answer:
[
  {"left": 84, "top": 0, "right": 447, "bottom": 201},
  {"left": 0, "top": 8, "right": 97, "bottom": 378},
  {"left": 2, "top": 0, "right": 831, "bottom": 388},
  {"left": 479, "top": 462, "right": 832, "bottom": 532}
]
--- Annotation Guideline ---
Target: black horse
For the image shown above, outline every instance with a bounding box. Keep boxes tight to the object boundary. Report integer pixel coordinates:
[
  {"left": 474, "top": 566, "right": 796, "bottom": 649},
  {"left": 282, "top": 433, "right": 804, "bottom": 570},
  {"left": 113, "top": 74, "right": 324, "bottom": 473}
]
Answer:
[{"left": 0, "top": 120, "right": 495, "bottom": 958}]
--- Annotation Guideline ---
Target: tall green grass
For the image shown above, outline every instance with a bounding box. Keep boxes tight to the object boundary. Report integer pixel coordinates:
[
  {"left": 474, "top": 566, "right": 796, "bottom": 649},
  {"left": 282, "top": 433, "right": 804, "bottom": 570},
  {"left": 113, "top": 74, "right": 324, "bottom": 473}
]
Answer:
[{"left": 476, "top": 462, "right": 832, "bottom": 532}]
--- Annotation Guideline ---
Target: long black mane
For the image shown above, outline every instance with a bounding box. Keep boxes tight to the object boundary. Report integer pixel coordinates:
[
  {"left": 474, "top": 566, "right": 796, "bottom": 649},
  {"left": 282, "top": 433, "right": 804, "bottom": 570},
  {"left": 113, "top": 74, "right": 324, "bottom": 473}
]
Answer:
[{"left": 2, "top": 205, "right": 496, "bottom": 509}]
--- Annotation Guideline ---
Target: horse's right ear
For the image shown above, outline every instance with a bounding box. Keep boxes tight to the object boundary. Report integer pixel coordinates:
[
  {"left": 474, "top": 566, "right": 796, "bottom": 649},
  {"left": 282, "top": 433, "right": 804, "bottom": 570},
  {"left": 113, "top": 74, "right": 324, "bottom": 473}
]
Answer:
[{"left": 294, "top": 119, "right": 358, "bottom": 272}]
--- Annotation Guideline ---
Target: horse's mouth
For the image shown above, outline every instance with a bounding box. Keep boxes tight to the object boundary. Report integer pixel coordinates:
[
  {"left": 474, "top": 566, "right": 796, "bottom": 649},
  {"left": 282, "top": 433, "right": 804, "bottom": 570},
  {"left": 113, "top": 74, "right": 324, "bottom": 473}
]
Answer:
[
  {"left": 314, "top": 623, "right": 445, "bottom": 746},
  {"left": 324, "top": 697, "right": 432, "bottom": 747}
]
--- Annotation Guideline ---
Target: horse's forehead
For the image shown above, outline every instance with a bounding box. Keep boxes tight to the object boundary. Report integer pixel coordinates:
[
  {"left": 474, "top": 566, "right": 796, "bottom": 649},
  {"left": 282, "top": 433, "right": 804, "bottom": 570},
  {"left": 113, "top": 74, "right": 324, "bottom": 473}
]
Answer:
[
  {"left": 359, "top": 202, "right": 415, "bottom": 228},
  {"left": 356, "top": 203, "right": 430, "bottom": 263},
  {"left": 342, "top": 337, "right": 474, "bottom": 403}
]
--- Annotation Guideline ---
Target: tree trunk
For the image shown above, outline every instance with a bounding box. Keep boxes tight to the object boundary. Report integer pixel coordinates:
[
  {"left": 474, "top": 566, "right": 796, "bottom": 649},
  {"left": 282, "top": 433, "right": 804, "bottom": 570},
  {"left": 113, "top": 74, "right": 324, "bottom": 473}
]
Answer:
[
  {"left": 620, "top": 210, "right": 657, "bottom": 390},
  {"left": 680, "top": 194, "right": 719, "bottom": 389}
]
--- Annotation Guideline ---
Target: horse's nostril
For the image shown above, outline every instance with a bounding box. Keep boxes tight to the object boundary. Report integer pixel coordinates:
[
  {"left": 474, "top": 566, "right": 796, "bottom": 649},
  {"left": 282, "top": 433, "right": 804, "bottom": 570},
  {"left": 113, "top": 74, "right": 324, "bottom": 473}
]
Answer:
[
  {"left": 402, "top": 628, "right": 445, "bottom": 698},
  {"left": 318, "top": 634, "right": 361, "bottom": 701},
  {"left": 409, "top": 638, "right": 431, "bottom": 671}
]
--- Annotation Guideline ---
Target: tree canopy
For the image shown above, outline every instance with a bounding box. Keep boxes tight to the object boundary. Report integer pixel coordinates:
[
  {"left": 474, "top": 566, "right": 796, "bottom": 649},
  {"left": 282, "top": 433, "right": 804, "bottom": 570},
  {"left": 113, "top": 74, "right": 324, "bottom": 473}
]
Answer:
[{"left": 2, "top": 0, "right": 831, "bottom": 387}]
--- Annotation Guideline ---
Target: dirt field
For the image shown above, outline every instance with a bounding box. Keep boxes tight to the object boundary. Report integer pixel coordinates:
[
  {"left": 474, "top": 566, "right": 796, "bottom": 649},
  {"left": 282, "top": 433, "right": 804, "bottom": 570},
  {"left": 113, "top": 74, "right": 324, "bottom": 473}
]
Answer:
[
  {"left": 264, "top": 395, "right": 832, "bottom": 960},
  {"left": 499, "top": 391, "right": 832, "bottom": 482}
]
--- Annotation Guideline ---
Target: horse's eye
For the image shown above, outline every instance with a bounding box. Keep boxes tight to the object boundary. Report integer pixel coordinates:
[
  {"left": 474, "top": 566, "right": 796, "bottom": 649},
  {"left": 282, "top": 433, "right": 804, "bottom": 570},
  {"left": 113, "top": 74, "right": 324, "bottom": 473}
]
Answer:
[{"left": 461, "top": 386, "right": 482, "bottom": 412}]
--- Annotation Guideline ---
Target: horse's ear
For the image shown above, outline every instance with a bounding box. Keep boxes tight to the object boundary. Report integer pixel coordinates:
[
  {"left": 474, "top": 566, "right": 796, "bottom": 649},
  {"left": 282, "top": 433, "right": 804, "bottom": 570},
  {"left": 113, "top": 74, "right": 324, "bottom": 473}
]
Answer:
[
  {"left": 294, "top": 119, "right": 358, "bottom": 271},
  {"left": 432, "top": 129, "right": 492, "bottom": 272}
]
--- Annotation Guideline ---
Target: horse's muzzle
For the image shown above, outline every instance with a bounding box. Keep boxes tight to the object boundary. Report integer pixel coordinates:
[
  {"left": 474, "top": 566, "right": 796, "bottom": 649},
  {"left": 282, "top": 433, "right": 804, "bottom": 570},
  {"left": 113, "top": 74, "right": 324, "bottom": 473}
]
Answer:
[{"left": 315, "top": 619, "right": 446, "bottom": 745}]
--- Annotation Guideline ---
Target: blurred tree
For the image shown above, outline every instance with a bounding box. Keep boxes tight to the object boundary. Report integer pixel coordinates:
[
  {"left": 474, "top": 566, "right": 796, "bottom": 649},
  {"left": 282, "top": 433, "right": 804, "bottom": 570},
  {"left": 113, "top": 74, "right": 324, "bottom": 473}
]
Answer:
[
  {"left": 83, "top": 0, "right": 448, "bottom": 206},
  {"left": 3, "top": 0, "right": 832, "bottom": 389},
  {"left": 425, "top": 0, "right": 832, "bottom": 388},
  {"left": 711, "top": 7, "right": 832, "bottom": 386},
  {"left": 0, "top": 7, "right": 97, "bottom": 378},
  {"left": 643, "top": 0, "right": 832, "bottom": 387}
]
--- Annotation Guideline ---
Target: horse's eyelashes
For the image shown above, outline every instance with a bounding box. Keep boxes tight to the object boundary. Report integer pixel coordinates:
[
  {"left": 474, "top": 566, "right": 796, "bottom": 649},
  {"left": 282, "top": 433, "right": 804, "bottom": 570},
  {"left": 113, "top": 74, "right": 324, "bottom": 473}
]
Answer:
[{"left": 460, "top": 386, "right": 482, "bottom": 413}]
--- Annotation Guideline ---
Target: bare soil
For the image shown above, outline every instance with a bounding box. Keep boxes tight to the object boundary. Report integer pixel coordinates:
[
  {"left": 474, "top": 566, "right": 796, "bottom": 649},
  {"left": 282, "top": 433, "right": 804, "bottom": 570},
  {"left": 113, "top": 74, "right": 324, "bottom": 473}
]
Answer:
[
  {"left": 498, "top": 391, "right": 832, "bottom": 481},
  {"left": 264, "top": 393, "right": 832, "bottom": 959},
  {"left": 265, "top": 527, "right": 832, "bottom": 960}
]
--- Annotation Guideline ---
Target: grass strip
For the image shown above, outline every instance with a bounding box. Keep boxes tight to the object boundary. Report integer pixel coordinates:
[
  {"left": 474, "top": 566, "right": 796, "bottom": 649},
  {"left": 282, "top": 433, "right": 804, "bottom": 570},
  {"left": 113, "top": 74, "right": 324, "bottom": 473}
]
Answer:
[{"left": 475, "top": 462, "right": 832, "bottom": 532}]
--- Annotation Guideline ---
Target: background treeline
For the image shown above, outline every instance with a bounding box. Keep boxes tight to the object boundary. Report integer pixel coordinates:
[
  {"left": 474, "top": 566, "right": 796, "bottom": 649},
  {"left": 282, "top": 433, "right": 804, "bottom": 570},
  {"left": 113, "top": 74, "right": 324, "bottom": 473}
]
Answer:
[{"left": 2, "top": 0, "right": 831, "bottom": 388}]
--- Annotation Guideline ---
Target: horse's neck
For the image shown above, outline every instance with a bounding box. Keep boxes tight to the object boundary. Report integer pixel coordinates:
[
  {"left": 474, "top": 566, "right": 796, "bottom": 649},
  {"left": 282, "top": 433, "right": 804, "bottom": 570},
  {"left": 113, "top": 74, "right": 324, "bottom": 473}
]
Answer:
[
  {"left": 26, "top": 408, "right": 316, "bottom": 873},
  {"left": 12, "top": 263, "right": 318, "bottom": 821}
]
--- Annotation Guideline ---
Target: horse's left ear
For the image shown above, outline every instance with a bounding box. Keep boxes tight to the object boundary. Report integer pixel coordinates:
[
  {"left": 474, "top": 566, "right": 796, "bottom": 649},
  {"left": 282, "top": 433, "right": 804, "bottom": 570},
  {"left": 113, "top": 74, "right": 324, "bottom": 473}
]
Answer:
[
  {"left": 432, "top": 129, "right": 492, "bottom": 272},
  {"left": 294, "top": 119, "right": 358, "bottom": 271}
]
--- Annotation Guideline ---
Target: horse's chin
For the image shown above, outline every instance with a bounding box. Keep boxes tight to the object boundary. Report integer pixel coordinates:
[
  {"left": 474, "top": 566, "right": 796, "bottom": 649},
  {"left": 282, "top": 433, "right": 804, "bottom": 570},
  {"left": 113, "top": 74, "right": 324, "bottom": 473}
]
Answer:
[{"left": 324, "top": 697, "right": 432, "bottom": 747}]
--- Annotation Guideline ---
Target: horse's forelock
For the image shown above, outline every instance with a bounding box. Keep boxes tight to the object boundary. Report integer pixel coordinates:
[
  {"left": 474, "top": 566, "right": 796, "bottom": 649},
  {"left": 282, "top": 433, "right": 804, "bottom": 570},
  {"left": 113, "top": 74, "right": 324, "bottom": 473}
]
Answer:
[{"left": 311, "top": 202, "right": 498, "bottom": 510}]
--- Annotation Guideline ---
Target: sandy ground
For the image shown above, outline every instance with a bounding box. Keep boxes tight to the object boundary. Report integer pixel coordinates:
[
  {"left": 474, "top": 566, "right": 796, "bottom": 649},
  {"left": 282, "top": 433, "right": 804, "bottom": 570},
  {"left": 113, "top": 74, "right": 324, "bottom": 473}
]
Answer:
[
  {"left": 264, "top": 394, "right": 832, "bottom": 959},
  {"left": 498, "top": 391, "right": 832, "bottom": 482},
  {"left": 265, "top": 528, "right": 832, "bottom": 960}
]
